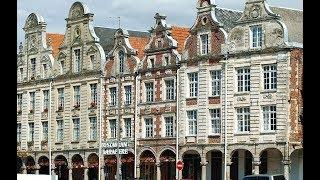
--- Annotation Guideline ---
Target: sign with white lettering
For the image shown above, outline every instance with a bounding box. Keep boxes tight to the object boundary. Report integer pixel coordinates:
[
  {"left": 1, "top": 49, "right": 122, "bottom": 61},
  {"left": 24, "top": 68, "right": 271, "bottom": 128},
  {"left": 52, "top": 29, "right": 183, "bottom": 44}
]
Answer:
[{"left": 102, "top": 141, "right": 129, "bottom": 155}]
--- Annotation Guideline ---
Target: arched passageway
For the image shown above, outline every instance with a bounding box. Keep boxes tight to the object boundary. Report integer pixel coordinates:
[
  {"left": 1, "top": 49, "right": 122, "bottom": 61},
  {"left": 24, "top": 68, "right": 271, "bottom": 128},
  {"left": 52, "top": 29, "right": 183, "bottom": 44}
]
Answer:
[
  {"left": 104, "top": 155, "right": 117, "bottom": 180},
  {"left": 38, "top": 156, "right": 49, "bottom": 174},
  {"left": 290, "top": 149, "right": 303, "bottom": 180},
  {"left": 206, "top": 150, "right": 223, "bottom": 180},
  {"left": 87, "top": 153, "right": 99, "bottom": 180},
  {"left": 160, "top": 149, "right": 176, "bottom": 180},
  {"left": 17, "top": 156, "right": 23, "bottom": 173},
  {"left": 121, "top": 152, "right": 135, "bottom": 179},
  {"left": 182, "top": 150, "right": 201, "bottom": 180},
  {"left": 54, "top": 155, "right": 69, "bottom": 180},
  {"left": 230, "top": 149, "right": 253, "bottom": 180},
  {"left": 26, "top": 156, "right": 36, "bottom": 174},
  {"left": 72, "top": 154, "right": 84, "bottom": 180},
  {"left": 140, "top": 150, "right": 156, "bottom": 180},
  {"left": 259, "top": 148, "right": 283, "bottom": 175}
]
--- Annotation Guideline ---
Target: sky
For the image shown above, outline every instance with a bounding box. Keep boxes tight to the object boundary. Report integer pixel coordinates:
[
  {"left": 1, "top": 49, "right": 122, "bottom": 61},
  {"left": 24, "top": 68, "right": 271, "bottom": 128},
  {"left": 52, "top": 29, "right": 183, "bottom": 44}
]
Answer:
[{"left": 17, "top": 0, "right": 303, "bottom": 49}]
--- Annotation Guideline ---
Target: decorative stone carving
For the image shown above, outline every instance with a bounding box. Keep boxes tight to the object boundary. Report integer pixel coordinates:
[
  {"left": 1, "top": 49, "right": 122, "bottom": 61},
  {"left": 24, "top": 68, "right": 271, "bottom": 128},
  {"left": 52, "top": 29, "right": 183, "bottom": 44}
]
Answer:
[
  {"left": 71, "top": 4, "right": 82, "bottom": 19},
  {"left": 26, "top": 14, "right": 38, "bottom": 28},
  {"left": 165, "top": 104, "right": 171, "bottom": 112},
  {"left": 250, "top": 5, "right": 261, "bottom": 19},
  {"left": 263, "top": 93, "right": 272, "bottom": 99},
  {"left": 237, "top": 96, "right": 246, "bottom": 101},
  {"left": 145, "top": 106, "right": 151, "bottom": 114},
  {"left": 145, "top": 72, "right": 152, "bottom": 77},
  {"left": 165, "top": 69, "right": 172, "bottom": 75}
]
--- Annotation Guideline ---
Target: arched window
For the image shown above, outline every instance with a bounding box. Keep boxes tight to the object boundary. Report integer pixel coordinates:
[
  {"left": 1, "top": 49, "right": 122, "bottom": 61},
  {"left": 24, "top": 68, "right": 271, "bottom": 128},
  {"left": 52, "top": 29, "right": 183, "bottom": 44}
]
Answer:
[{"left": 119, "top": 50, "right": 125, "bottom": 73}]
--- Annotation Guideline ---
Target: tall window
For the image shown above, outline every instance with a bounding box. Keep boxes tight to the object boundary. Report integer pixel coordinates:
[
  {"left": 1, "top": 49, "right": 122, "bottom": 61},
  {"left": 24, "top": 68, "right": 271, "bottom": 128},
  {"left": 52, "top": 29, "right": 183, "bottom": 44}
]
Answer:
[
  {"left": 42, "top": 121, "right": 48, "bottom": 141},
  {"left": 124, "top": 118, "right": 132, "bottom": 138},
  {"left": 200, "top": 34, "right": 209, "bottom": 55},
  {"left": 58, "top": 88, "right": 64, "bottom": 109},
  {"left": 74, "top": 49, "right": 81, "bottom": 73},
  {"left": 263, "top": 106, "right": 277, "bottom": 131},
  {"left": 237, "top": 68, "right": 250, "bottom": 92},
  {"left": 60, "top": 61, "right": 64, "bottom": 74},
  {"left": 30, "top": 58, "right": 36, "bottom": 77},
  {"left": 188, "top": 72, "right": 198, "bottom": 97},
  {"left": 187, "top": 110, "right": 197, "bottom": 135},
  {"left": 43, "top": 64, "right": 47, "bottom": 78},
  {"left": 110, "top": 87, "right": 117, "bottom": 106},
  {"left": 211, "top": 70, "right": 221, "bottom": 96},
  {"left": 30, "top": 92, "right": 35, "bottom": 112},
  {"left": 90, "top": 84, "right": 97, "bottom": 105},
  {"left": 165, "top": 117, "right": 174, "bottom": 137},
  {"left": 28, "top": 122, "right": 34, "bottom": 142},
  {"left": 124, "top": 86, "right": 132, "bottom": 105},
  {"left": 43, "top": 90, "right": 49, "bottom": 111},
  {"left": 145, "top": 118, "right": 153, "bottom": 138},
  {"left": 145, "top": 82, "right": 154, "bottom": 102},
  {"left": 90, "top": 55, "right": 95, "bottom": 69},
  {"left": 149, "top": 58, "right": 155, "bottom": 68},
  {"left": 89, "top": 117, "right": 97, "bottom": 140},
  {"left": 237, "top": 107, "right": 250, "bottom": 132},
  {"left": 119, "top": 50, "right": 124, "bottom": 73},
  {"left": 73, "top": 118, "right": 80, "bottom": 141},
  {"left": 56, "top": 120, "right": 64, "bottom": 142},
  {"left": 17, "top": 123, "right": 21, "bottom": 142},
  {"left": 74, "top": 86, "right": 80, "bottom": 107},
  {"left": 17, "top": 94, "right": 22, "bottom": 112},
  {"left": 210, "top": 109, "right": 221, "bottom": 134},
  {"left": 165, "top": 80, "right": 175, "bottom": 100},
  {"left": 251, "top": 25, "right": 262, "bottom": 48},
  {"left": 165, "top": 56, "right": 169, "bottom": 66},
  {"left": 19, "top": 68, "right": 24, "bottom": 82},
  {"left": 263, "top": 64, "right": 277, "bottom": 90},
  {"left": 110, "top": 119, "right": 116, "bottom": 138}
]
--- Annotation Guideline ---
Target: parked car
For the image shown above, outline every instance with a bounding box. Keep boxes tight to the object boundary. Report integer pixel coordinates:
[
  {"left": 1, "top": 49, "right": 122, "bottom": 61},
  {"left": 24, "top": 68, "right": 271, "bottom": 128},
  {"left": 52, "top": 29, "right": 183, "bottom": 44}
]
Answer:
[{"left": 242, "top": 174, "right": 286, "bottom": 180}]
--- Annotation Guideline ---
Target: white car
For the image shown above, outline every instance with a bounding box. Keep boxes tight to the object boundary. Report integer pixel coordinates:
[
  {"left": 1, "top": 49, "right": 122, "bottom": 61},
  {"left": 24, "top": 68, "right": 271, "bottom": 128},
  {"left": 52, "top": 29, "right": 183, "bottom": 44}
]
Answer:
[{"left": 242, "top": 174, "right": 286, "bottom": 180}]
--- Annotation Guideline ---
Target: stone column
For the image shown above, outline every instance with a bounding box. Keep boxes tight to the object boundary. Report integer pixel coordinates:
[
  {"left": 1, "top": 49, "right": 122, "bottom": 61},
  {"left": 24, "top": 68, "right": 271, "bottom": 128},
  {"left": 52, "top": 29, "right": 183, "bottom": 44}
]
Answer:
[
  {"left": 252, "top": 157, "right": 261, "bottom": 175},
  {"left": 84, "top": 167, "right": 88, "bottom": 180},
  {"left": 226, "top": 162, "right": 231, "bottom": 180},
  {"left": 201, "top": 161, "right": 208, "bottom": 180},
  {"left": 69, "top": 166, "right": 73, "bottom": 180},
  {"left": 22, "top": 164, "right": 27, "bottom": 174},
  {"left": 101, "top": 166, "right": 105, "bottom": 180},
  {"left": 35, "top": 165, "right": 40, "bottom": 175},
  {"left": 51, "top": 164, "right": 56, "bottom": 175},
  {"left": 156, "top": 162, "right": 161, "bottom": 180},
  {"left": 178, "top": 169, "right": 183, "bottom": 180},
  {"left": 283, "top": 159, "right": 291, "bottom": 180},
  {"left": 136, "top": 164, "right": 140, "bottom": 179}
]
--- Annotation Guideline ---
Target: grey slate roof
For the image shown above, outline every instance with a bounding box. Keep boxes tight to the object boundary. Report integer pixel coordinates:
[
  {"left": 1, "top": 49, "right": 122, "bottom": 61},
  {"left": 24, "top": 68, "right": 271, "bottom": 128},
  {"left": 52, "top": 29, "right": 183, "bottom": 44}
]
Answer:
[
  {"left": 94, "top": 27, "right": 150, "bottom": 53},
  {"left": 215, "top": 8, "right": 242, "bottom": 32}
]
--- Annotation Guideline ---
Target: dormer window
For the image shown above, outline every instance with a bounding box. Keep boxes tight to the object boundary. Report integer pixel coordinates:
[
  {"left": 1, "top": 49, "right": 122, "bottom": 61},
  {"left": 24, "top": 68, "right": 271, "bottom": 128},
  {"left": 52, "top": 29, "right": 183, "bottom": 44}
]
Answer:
[
  {"left": 200, "top": 34, "right": 209, "bottom": 55},
  {"left": 165, "top": 56, "right": 169, "bottom": 66},
  {"left": 157, "top": 40, "right": 162, "bottom": 48},
  {"left": 43, "top": 64, "right": 47, "bottom": 78},
  {"left": 30, "top": 58, "right": 36, "bottom": 78},
  {"left": 60, "top": 61, "right": 65, "bottom": 75},
  {"left": 119, "top": 50, "right": 125, "bottom": 74},
  {"left": 251, "top": 25, "right": 262, "bottom": 48},
  {"left": 74, "top": 49, "right": 81, "bottom": 73},
  {"left": 149, "top": 58, "right": 155, "bottom": 69},
  {"left": 90, "top": 55, "right": 95, "bottom": 69}
]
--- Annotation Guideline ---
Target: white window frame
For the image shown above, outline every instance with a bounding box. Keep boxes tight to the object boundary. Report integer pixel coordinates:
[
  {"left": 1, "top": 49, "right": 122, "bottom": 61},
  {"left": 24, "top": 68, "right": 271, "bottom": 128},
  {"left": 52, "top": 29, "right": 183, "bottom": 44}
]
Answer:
[
  {"left": 237, "top": 67, "right": 250, "bottom": 92},
  {"left": 165, "top": 116, "right": 174, "bottom": 137},
  {"left": 188, "top": 72, "right": 198, "bottom": 97},
  {"left": 90, "top": 55, "right": 95, "bottom": 69},
  {"left": 60, "top": 61, "right": 64, "bottom": 75},
  {"left": 72, "top": 118, "right": 80, "bottom": 141},
  {"left": 236, "top": 107, "right": 250, "bottom": 133},
  {"left": 187, "top": 110, "right": 197, "bottom": 135},
  {"left": 89, "top": 117, "right": 97, "bottom": 140},
  {"left": 165, "top": 79, "right": 175, "bottom": 100},
  {"left": 29, "top": 92, "right": 35, "bottom": 111},
  {"left": 145, "top": 82, "right": 154, "bottom": 102},
  {"left": 110, "top": 87, "right": 117, "bottom": 106},
  {"left": 250, "top": 25, "right": 262, "bottom": 48},
  {"left": 42, "top": 121, "right": 48, "bottom": 141},
  {"left": 43, "top": 64, "right": 48, "bottom": 78},
  {"left": 119, "top": 50, "right": 125, "bottom": 73},
  {"left": 124, "top": 118, "right": 132, "bottom": 138},
  {"left": 145, "top": 118, "right": 153, "bottom": 138},
  {"left": 200, "top": 34, "right": 209, "bottom": 55},
  {"left": 90, "top": 84, "right": 98, "bottom": 105},
  {"left": 74, "top": 49, "right": 81, "bottom": 73},
  {"left": 262, "top": 105, "right": 277, "bottom": 131},
  {"left": 30, "top": 58, "right": 36, "bottom": 77},
  {"left": 263, "top": 64, "right": 277, "bottom": 90},
  {"left": 210, "top": 109, "right": 221, "bottom": 135},
  {"left": 56, "top": 120, "right": 64, "bottom": 142},
  {"left": 211, "top": 70, "right": 221, "bottom": 96},
  {"left": 73, "top": 86, "right": 81, "bottom": 107},
  {"left": 124, "top": 85, "right": 132, "bottom": 105},
  {"left": 43, "top": 90, "right": 49, "bottom": 111},
  {"left": 17, "top": 94, "right": 23, "bottom": 112},
  {"left": 109, "top": 119, "right": 117, "bottom": 138},
  {"left": 58, "top": 88, "right": 64, "bottom": 109},
  {"left": 19, "top": 67, "right": 24, "bottom": 82},
  {"left": 28, "top": 122, "right": 34, "bottom": 142}
]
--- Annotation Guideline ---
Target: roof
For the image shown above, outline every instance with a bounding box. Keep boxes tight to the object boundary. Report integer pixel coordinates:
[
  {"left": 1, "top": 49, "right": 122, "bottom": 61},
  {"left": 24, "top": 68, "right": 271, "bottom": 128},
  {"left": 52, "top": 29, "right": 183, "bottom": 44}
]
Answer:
[
  {"left": 46, "top": 33, "right": 64, "bottom": 58},
  {"left": 270, "top": 6, "right": 303, "bottom": 44},
  {"left": 128, "top": 36, "right": 150, "bottom": 60},
  {"left": 171, "top": 26, "right": 190, "bottom": 53},
  {"left": 215, "top": 7, "right": 243, "bottom": 32}
]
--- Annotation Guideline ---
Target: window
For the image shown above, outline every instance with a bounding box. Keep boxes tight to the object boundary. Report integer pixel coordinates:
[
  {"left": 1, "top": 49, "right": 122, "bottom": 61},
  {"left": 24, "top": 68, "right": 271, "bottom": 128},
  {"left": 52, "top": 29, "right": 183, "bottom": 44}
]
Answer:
[
  {"left": 74, "top": 86, "right": 80, "bottom": 107},
  {"left": 43, "top": 64, "right": 47, "bottom": 78},
  {"left": 43, "top": 90, "right": 49, "bottom": 111},
  {"left": 165, "top": 80, "right": 175, "bottom": 100},
  {"left": 90, "top": 55, "right": 95, "bottom": 69},
  {"left": 74, "top": 49, "right": 81, "bottom": 73},
  {"left": 187, "top": 110, "right": 197, "bottom": 135},
  {"left": 31, "top": 58, "right": 36, "bottom": 77},
  {"left": 145, "top": 118, "right": 153, "bottom": 138},
  {"left": 28, "top": 122, "right": 34, "bottom": 142},
  {"left": 188, "top": 73, "right": 198, "bottom": 97},
  {"left": 58, "top": 88, "right": 64, "bottom": 109},
  {"left": 42, "top": 121, "right": 48, "bottom": 141},
  {"left": 119, "top": 50, "right": 124, "bottom": 73},
  {"left": 149, "top": 58, "right": 155, "bottom": 68},
  {"left": 89, "top": 117, "right": 97, "bottom": 140},
  {"left": 17, "top": 94, "right": 22, "bottom": 112},
  {"left": 60, "top": 61, "right": 64, "bottom": 74},
  {"left": 237, "top": 68, "right": 250, "bottom": 92},
  {"left": 30, "top": 92, "right": 35, "bottom": 112},
  {"left": 17, "top": 124, "right": 21, "bottom": 142},
  {"left": 165, "top": 117, "right": 174, "bottom": 137},
  {"left": 200, "top": 34, "right": 209, "bottom": 55},
  {"left": 90, "top": 84, "right": 97, "bottom": 105},
  {"left": 263, "top": 105, "right": 277, "bottom": 131},
  {"left": 211, "top": 70, "right": 221, "bottom": 96},
  {"left": 157, "top": 40, "right": 162, "bottom": 48},
  {"left": 73, "top": 118, "right": 80, "bottom": 141},
  {"left": 237, "top": 107, "right": 250, "bottom": 132},
  {"left": 19, "top": 68, "right": 24, "bottom": 82},
  {"left": 165, "top": 56, "right": 169, "bottom": 66},
  {"left": 210, "top": 109, "right": 221, "bottom": 134},
  {"left": 56, "top": 120, "right": 63, "bottom": 142},
  {"left": 110, "top": 119, "right": 116, "bottom": 138},
  {"left": 263, "top": 64, "right": 277, "bottom": 90},
  {"left": 124, "top": 118, "right": 132, "bottom": 137},
  {"left": 124, "top": 86, "right": 132, "bottom": 105},
  {"left": 145, "top": 82, "right": 154, "bottom": 102},
  {"left": 251, "top": 25, "right": 262, "bottom": 48},
  {"left": 110, "top": 87, "right": 117, "bottom": 106}
]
